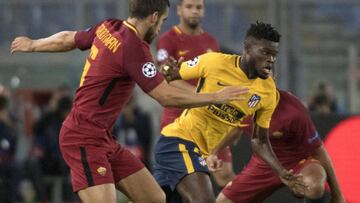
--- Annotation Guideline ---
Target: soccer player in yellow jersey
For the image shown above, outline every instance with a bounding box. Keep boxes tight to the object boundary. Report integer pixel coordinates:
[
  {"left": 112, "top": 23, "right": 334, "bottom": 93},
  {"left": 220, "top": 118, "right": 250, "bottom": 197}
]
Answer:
[{"left": 154, "top": 22, "right": 305, "bottom": 203}]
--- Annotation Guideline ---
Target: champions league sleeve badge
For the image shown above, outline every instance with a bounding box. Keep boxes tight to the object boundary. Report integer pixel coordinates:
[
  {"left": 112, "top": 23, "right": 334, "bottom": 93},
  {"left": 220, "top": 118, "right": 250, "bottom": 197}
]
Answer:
[
  {"left": 186, "top": 57, "right": 199, "bottom": 68},
  {"left": 142, "top": 62, "right": 157, "bottom": 78}
]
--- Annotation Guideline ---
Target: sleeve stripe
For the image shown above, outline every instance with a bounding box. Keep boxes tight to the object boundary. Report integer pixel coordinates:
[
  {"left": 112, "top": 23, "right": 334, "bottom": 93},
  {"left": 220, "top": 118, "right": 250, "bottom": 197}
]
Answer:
[
  {"left": 195, "top": 77, "right": 206, "bottom": 93},
  {"left": 235, "top": 56, "right": 240, "bottom": 68}
]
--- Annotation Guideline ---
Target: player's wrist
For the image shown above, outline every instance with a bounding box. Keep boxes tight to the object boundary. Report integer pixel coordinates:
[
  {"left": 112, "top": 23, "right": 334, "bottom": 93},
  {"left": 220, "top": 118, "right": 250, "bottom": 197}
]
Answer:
[
  {"left": 29, "top": 39, "right": 36, "bottom": 52},
  {"left": 277, "top": 167, "right": 288, "bottom": 177},
  {"left": 212, "top": 92, "right": 222, "bottom": 104}
]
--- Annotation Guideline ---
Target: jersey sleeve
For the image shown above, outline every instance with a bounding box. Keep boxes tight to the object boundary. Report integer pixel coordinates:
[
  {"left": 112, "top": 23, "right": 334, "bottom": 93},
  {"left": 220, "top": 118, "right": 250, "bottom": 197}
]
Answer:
[
  {"left": 123, "top": 43, "right": 164, "bottom": 93},
  {"left": 293, "top": 101, "right": 322, "bottom": 150},
  {"left": 255, "top": 90, "right": 277, "bottom": 128},
  {"left": 156, "top": 35, "right": 176, "bottom": 65},
  {"left": 74, "top": 20, "right": 106, "bottom": 50},
  {"left": 179, "top": 53, "right": 214, "bottom": 80}
]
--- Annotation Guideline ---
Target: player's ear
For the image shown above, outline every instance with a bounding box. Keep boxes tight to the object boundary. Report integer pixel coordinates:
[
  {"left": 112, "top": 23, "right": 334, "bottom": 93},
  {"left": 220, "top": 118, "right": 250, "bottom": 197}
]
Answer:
[
  {"left": 150, "top": 11, "right": 160, "bottom": 26},
  {"left": 243, "top": 40, "right": 253, "bottom": 53}
]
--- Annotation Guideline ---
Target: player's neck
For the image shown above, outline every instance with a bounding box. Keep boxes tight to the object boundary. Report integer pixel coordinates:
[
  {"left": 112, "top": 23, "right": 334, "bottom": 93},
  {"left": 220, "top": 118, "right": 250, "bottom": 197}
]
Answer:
[
  {"left": 126, "top": 18, "right": 148, "bottom": 40},
  {"left": 177, "top": 23, "right": 203, "bottom": 36},
  {"left": 240, "top": 57, "right": 256, "bottom": 79}
]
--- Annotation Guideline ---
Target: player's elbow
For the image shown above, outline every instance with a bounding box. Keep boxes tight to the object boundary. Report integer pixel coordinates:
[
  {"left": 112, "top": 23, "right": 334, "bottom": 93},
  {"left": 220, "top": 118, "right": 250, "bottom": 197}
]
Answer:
[
  {"left": 250, "top": 138, "right": 261, "bottom": 152},
  {"left": 56, "top": 31, "right": 76, "bottom": 51},
  {"left": 153, "top": 91, "right": 178, "bottom": 107},
  {"left": 161, "top": 95, "right": 183, "bottom": 107},
  {"left": 149, "top": 84, "right": 182, "bottom": 107},
  {"left": 158, "top": 96, "right": 173, "bottom": 107}
]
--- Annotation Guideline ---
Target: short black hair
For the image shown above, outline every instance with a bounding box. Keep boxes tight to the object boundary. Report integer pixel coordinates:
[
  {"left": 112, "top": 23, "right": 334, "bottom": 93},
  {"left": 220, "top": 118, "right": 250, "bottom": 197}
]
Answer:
[
  {"left": 129, "top": 0, "right": 170, "bottom": 19},
  {"left": 245, "top": 21, "right": 281, "bottom": 42}
]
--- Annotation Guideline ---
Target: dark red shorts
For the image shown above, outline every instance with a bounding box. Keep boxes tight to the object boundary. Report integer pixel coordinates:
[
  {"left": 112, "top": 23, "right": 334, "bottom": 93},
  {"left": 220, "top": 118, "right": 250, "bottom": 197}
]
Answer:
[
  {"left": 59, "top": 125, "right": 144, "bottom": 192},
  {"left": 217, "top": 147, "right": 233, "bottom": 163},
  {"left": 222, "top": 157, "right": 320, "bottom": 203}
]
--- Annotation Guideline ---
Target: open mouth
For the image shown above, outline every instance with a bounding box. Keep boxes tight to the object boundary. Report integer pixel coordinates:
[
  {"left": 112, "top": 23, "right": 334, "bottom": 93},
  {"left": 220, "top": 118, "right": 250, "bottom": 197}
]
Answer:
[{"left": 262, "top": 66, "right": 272, "bottom": 74}]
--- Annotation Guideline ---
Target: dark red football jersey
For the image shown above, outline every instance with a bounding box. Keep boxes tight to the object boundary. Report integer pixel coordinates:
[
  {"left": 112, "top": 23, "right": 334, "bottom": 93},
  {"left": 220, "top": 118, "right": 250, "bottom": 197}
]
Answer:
[
  {"left": 63, "top": 19, "right": 164, "bottom": 136},
  {"left": 156, "top": 26, "right": 219, "bottom": 129},
  {"left": 241, "top": 90, "right": 322, "bottom": 165}
]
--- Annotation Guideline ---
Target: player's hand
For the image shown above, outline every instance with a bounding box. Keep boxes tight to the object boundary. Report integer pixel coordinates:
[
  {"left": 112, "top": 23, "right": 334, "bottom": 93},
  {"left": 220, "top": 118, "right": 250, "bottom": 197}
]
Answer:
[
  {"left": 10, "top": 36, "right": 34, "bottom": 54},
  {"left": 158, "top": 56, "right": 184, "bottom": 82},
  {"left": 214, "top": 86, "right": 249, "bottom": 103},
  {"left": 279, "top": 169, "right": 308, "bottom": 197},
  {"left": 206, "top": 154, "right": 223, "bottom": 172},
  {"left": 279, "top": 168, "right": 295, "bottom": 181}
]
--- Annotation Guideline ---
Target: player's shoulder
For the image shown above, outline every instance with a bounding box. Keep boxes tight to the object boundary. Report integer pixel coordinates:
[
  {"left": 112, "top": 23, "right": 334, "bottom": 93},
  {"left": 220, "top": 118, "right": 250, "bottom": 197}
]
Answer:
[
  {"left": 201, "top": 52, "right": 235, "bottom": 61},
  {"left": 255, "top": 76, "right": 276, "bottom": 95},
  {"left": 86, "top": 18, "right": 122, "bottom": 33},
  {"left": 96, "top": 18, "right": 123, "bottom": 31},
  {"left": 158, "top": 27, "right": 179, "bottom": 41},
  {"left": 121, "top": 26, "right": 150, "bottom": 57},
  {"left": 279, "top": 90, "right": 299, "bottom": 101},
  {"left": 104, "top": 18, "right": 122, "bottom": 25},
  {"left": 278, "top": 90, "right": 306, "bottom": 109},
  {"left": 265, "top": 76, "right": 276, "bottom": 87},
  {"left": 202, "top": 31, "right": 217, "bottom": 41},
  {"left": 121, "top": 27, "right": 143, "bottom": 48},
  {"left": 202, "top": 53, "right": 239, "bottom": 70}
]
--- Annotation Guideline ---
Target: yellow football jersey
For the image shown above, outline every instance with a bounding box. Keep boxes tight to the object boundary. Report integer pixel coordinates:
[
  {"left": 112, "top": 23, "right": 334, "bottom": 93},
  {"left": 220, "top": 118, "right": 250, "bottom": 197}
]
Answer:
[{"left": 161, "top": 52, "right": 277, "bottom": 156}]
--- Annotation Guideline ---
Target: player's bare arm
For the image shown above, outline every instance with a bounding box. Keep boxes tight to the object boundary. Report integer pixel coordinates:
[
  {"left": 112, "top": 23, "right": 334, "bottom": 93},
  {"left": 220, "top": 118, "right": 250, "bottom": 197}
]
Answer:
[
  {"left": 148, "top": 80, "right": 248, "bottom": 108},
  {"left": 169, "top": 80, "right": 196, "bottom": 92},
  {"left": 251, "top": 125, "right": 307, "bottom": 191},
  {"left": 207, "top": 128, "right": 242, "bottom": 172},
  {"left": 251, "top": 125, "right": 282, "bottom": 173},
  {"left": 312, "top": 145, "right": 346, "bottom": 203},
  {"left": 11, "top": 31, "right": 76, "bottom": 53}
]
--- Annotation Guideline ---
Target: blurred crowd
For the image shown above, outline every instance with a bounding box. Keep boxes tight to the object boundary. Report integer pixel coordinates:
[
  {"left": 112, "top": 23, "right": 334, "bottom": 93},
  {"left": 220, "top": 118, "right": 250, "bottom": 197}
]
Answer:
[{"left": 308, "top": 82, "right": 340, "bottom": 115}]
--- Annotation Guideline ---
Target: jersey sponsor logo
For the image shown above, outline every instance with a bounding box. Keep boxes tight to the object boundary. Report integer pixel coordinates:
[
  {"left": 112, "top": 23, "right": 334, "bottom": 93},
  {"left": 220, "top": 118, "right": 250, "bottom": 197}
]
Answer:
[
  {"left": 186, "top": 57, "right": 199, "bottom": 67},
  {"left": 217, "top": 81, "right": 228, "bottom": 87},
  {"left": 157, "top": 49, "right": 168, "bottom": 62},
  {"left": 97, "top": 166, "right": 107, "bottom": 176},
  {"left": 272, "top": 131, "right": 283, "bottom": 138},
  {"left": 208, "top": 103, "right": 245, "bottom": 124},
  {"left": 178, "top": 50, "right": 189, "bottom": 56},
  {"left": 308, "top": 131, "right": 319, "bottom": 144},
  {"left": 198, "top": 157, "right": 207, "bottom": 166},
  {"left": 142, "top": 62, "right": 157, "bottom": 78},
  {"left": 248, "top": 94, "right": 261, "bottom": 108}
]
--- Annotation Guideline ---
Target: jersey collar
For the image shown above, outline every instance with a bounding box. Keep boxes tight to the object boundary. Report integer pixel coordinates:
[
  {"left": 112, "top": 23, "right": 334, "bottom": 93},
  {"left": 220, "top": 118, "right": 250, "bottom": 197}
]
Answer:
[{"left": 124, "top": 21, "right": 139, "bottom": 34}]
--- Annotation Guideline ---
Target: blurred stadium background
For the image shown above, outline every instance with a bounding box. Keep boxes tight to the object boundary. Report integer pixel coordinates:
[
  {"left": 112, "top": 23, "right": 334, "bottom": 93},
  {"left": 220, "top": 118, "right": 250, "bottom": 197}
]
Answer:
[{"left": 0, "top": 0, "right": 359, "bottom": 202}]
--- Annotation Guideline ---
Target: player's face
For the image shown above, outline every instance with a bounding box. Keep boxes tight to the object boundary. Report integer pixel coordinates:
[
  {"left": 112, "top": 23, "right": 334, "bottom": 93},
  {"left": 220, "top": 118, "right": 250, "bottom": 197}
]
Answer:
[
  {"left": 177, "top": 0, "right": 204, "bottom": 29},
  {"left": 144, "top": 8, "right": 169, "bottom": 44},
  {"left": 243, "top": 39, "right": 279, "bottom": 79}
]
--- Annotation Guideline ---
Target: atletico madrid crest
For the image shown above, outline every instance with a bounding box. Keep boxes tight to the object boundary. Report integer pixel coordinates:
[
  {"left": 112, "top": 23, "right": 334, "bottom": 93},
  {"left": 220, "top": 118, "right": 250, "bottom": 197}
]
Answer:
[{"left": 248, "top": 94, "right": 261, "bottom": 108}]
